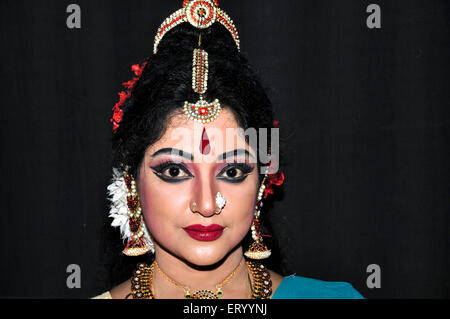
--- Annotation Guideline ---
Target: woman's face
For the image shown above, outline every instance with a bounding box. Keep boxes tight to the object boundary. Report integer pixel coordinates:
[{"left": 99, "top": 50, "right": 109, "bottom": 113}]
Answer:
[{"left": 137, "top": 109, "right": 259, "bottom": 266}]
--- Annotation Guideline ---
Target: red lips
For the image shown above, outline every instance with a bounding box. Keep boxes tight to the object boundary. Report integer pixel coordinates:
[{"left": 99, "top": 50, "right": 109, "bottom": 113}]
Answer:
[{"left": 183, "top": 224, "right": 225, "bottom": 241}]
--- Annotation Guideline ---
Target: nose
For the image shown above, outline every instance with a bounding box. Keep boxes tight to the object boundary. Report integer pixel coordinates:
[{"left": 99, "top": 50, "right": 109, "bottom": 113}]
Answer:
[{"left": 191, "top": 178, "right": 218, "bottom": 218}]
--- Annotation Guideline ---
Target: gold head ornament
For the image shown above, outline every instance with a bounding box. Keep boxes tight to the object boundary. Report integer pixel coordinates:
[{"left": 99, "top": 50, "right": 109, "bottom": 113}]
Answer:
[{"left": 152, "top": 0, "right": 240, "bottom": 123}]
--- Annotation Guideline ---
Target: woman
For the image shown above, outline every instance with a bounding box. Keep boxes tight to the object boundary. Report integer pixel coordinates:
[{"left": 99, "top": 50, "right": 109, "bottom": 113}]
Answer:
[{"left": 94, "top": 0, "right": 363, "bottom": 299}]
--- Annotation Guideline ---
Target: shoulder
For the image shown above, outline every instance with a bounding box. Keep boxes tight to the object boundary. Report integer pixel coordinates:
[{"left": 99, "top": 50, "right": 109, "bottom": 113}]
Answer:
[
  {"left": 92, "top": 291, "right": 112, "bottom": 299},
  {"left": 92, "top": 279, "right": 132, "bottom": 299},
  {"left": 268, "top": 269, "right": 284, "bottom": 297},
  {"left": 110, "top": 279, "right": 133, "bottom": 299},
  {"left": 272, "top": 275, "right": 364, "bottom": 299}
]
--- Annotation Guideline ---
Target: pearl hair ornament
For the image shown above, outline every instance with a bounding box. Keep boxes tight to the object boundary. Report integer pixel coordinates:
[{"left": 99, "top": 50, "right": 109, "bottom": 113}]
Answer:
[{"left": 152, "top": 0, "right": 241, "bottom": 123}]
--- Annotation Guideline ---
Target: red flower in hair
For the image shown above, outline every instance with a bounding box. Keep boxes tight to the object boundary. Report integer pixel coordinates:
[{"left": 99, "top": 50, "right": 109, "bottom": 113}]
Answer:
[
  {"left": 273, "top": 120, "right": 279, "bottom": 128},
  {"left": 116, "top": 91, "right": 130, "bottom": 109},
  {"left": 132, "top": 63, "right": 146, "bottom": 77},
  {"left": 110, "top": 62, "right": 148, "bottom": 132},
  {"left": 122, "top": 80, "right": 136, "bottom": 90},
  {"left": 263, "top": 170, "right": 285, "bottom": 199},
  {"left": 112, "top": 107, "right": 123, "bottom": 123},
  {"left": 262, "top": 119, "right": 282, "bottom": 198}
]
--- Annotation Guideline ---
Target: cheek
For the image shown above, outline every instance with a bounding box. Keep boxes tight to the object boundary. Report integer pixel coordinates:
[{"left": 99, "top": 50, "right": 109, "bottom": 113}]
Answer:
[
  {"left": 138, "top": 177, "right": 190, "bottom": 237},
  {"left": 221, "top": 179, "right": 259, "bottom": 232}
]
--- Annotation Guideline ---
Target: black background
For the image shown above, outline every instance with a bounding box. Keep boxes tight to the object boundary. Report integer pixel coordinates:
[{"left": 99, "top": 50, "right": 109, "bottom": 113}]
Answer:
[{"left": 0, "top": 0, "right": 448, "bottom": 298}]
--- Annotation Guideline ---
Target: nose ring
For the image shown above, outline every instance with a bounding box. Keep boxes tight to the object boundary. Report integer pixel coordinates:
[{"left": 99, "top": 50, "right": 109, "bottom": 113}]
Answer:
[
  {"left": 190, "top": 201, "right": 199, "bottom": 214},
  {"left": 189, "top": 192, "right": 226, "bottom": 215},
  {"left": 214, "top": 192, "right": 226, "bottom": 214}
]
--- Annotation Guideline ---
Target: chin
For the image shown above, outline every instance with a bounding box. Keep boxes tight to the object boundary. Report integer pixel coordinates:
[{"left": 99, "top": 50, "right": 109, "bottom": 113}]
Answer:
[{"left": 181, "top": 244, "right": 233, "bottom": 267}]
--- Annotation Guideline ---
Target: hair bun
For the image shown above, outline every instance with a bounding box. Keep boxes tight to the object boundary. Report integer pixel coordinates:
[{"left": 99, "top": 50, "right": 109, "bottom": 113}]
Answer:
[{"left": 155, "top": 23, "right": 239, "bottom": 59}]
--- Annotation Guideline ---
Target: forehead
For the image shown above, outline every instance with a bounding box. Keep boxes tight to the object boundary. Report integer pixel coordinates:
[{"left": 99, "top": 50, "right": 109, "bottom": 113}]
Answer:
[
  {"left": 171, "top": 108, "right": 239, "bottom": 132},
  {"left": 146, "top": 109, "right": 255, "bottom": 160}
]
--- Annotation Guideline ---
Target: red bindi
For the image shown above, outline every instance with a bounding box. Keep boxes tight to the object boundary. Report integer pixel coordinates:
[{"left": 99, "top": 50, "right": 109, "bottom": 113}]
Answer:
[{"left": 200, "top": 127, "right": 211, "bottom": 155}]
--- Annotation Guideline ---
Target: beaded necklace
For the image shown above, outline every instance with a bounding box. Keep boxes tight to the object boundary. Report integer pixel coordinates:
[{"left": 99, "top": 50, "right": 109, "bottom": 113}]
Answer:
[{"left": 130, "top": 260, "right": 272, "bottom": 299}]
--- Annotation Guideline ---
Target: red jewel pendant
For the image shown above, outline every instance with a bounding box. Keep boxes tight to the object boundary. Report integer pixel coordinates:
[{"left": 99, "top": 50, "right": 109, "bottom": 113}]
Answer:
[{"left": 198, "top": 107, "right": 209, "bottom": 115}]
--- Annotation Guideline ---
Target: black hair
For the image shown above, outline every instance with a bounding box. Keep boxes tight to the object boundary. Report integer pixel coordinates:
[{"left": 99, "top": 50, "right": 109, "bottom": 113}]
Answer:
[{"left": 97, "top": 22, "right": 285, "bottom": 292}]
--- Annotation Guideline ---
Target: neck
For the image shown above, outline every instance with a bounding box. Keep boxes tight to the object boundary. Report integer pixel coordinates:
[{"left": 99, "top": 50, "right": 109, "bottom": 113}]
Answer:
[{"left": 151, "top": 246, "right": 250, "bottom": 299}]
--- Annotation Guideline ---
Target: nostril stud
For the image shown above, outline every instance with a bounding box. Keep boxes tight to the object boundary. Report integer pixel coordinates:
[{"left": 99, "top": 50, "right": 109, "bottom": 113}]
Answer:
[{"left": 190, "top": 201, "right": 199, "bottom": 213}]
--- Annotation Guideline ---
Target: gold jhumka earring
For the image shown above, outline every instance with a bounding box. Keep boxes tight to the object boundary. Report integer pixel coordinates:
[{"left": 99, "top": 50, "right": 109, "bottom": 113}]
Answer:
[
  {"left": 108, "top": 167, "right": 154, "bottom": 256},
  {"left": 245, "top": 174, "right": 272, "bottom": 259},
  {"left": 121, "top": 170, "right": 153, "bottom": 256}
]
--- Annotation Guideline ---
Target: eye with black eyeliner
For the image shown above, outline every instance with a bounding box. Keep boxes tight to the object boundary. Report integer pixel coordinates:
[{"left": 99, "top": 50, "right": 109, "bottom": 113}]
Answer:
[
  {"left": 150, "top": 161, "right": 193, "bottom": 183},
  {"left": 217, "top": 162, "right": 254, "bottom": 183}
]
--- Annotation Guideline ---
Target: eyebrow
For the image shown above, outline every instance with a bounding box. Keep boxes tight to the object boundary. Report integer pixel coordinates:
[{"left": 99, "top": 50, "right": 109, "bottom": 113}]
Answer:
[
  {"left": 151, "top": 148, "right": 255, "bottom": 162},
  {"left": 217, "top": 149, "right": 255, "bottom": 161},
  {"left": 151, "top": 148, "right": 194, "bottom": 161}
]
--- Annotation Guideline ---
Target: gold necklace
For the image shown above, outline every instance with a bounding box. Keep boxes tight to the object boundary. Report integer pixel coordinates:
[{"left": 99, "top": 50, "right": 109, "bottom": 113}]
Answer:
[
  {"left": 130, "top": 260, "right": 272, "bottom": 299},
  {"left": 154, "top": 259, "right": 243, "bottom": 299}
]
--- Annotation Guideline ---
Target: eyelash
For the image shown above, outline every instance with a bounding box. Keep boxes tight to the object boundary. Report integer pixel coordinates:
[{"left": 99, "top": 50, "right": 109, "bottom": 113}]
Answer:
[
  {"left": 217, "top": 163, "right": 254, "bottom": 183},
  {"left": 150, "top": 161, "right": 193, "bottom": 183},
  {"left": 150, "top": 161, "right": 254, "bottom": 183}
]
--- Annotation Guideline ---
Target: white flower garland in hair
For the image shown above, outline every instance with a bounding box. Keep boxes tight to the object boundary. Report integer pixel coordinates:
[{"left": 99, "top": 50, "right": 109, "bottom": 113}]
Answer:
[{"left": 107, "top": 167, "right": 154, "bottom": 253}]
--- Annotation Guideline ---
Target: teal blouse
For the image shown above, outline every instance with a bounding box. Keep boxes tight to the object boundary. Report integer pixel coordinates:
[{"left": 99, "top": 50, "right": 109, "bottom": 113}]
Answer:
[{"left": 271, "top": 275, "right": 364, "bottom": 299}]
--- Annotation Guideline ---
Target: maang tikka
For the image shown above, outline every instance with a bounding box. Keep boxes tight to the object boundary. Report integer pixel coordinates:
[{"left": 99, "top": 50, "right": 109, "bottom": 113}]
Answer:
[
  {"left": 245, "top": 174, "right": 272, "bottom": 259},
  {"left": 154, "top": 0, "right": 240, "bottom": 124}
]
